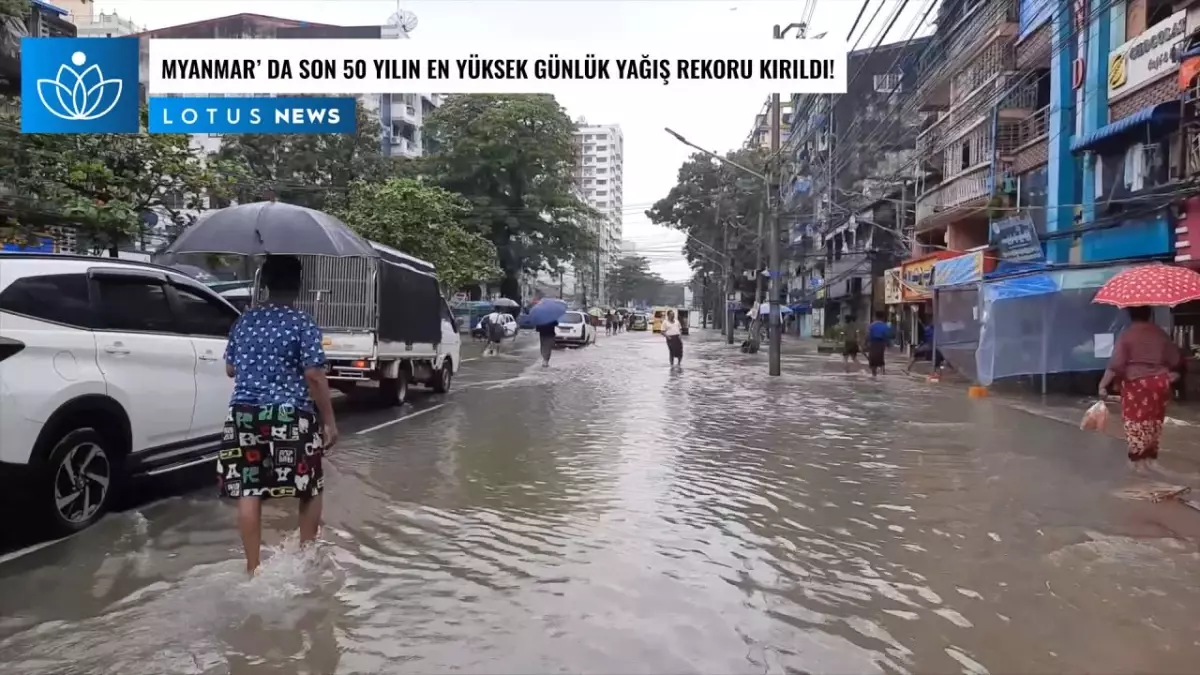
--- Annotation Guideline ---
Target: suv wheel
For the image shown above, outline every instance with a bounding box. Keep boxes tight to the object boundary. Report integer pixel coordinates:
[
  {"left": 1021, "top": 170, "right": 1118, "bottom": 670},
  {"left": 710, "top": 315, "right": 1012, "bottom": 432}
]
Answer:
[{"left": 43, "top": 428, "right": 116, "bottom": 534}]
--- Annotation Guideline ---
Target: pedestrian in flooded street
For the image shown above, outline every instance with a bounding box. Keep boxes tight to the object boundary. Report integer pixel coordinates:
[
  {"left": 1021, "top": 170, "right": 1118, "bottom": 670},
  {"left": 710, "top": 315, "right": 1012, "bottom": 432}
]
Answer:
[
  {"left": 662, "top": 309, "right": 683, "bottom": 366},
  {"left": 1098, "top": 305, "right": 1183, "bottom": 474},
  {"left": 220, "top": 255, "right": 339, "bottom": 575},
  {"left": 841, "top": 315, "right": 861, "bottom": 373},
  {"left": 866, "top": 310, "right": 890, "bottom": 378},
  {"left": 537, "top": 317, "right": 558, "bottom": 367}
]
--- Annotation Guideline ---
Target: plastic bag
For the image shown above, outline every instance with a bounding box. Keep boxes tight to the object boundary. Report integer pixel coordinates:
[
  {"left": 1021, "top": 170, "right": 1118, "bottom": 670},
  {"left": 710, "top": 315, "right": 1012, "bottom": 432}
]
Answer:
[{"left": 1080, "top": 400, "right": 1109, "bottom": 432}]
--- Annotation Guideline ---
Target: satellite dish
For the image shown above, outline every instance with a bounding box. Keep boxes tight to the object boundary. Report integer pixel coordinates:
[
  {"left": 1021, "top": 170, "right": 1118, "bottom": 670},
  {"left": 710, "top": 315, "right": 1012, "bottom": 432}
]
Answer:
[{"left": 388, "top": 9, "right": 418, "bottom": 32}]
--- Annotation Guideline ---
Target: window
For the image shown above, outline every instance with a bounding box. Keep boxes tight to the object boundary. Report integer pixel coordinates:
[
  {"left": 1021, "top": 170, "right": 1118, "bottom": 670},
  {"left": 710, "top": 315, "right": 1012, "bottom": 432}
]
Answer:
[
  {"left": 873, "top": 72, "right": 903, "bottom": 93},
  {"left": 597, "top": 157, "right": 607, "bottom": 162},
  {"left": 596, "top": 145, "right": 607, "bottom": 151},
  {"left": 584, "top": 178, "right": 594, "bottom": 185},
  {"left": 172, "top": 284, "right": 239, "bottom": 337},
  {"left": 597, "top": 168, "right": 607, "bottom": 174},
  {"left": 95, "top": 278, "right": 176, "bottom": 333},
  {"left": 440, "top": 300, "right": 455, "bottom": 324},
  {"left": 0, "top": 273, "right": 94, "bottom": 327},
  {"left": 596, "top": 190, "right": 607, "bottom": 196},
  {"left": 597, "top": 179, "right": 607, "bottom": 185}
]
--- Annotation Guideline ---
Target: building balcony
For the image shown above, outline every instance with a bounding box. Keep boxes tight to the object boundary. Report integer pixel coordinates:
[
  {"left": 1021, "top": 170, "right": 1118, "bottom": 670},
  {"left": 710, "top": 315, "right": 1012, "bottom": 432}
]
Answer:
[
  {"left": 914, "top": 163, "right": 990, "bottom": 231},
  {"left": 914, "top": 0, "right": 1019, "bottom": 112},
  {"left": 916, "top": 71, "right": 1038, "bottom": 173}
]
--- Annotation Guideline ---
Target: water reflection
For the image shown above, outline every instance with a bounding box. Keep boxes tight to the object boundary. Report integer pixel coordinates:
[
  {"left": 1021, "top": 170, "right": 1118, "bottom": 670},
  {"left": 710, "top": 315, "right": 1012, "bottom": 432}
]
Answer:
[{"left": 2, "top": 333, "right": 1200, "bottom": 673}]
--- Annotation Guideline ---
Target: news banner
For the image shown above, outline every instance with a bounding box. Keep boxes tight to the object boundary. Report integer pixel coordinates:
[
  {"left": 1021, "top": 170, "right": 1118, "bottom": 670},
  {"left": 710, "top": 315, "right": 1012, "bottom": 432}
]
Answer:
[{"left": 20, "top": 37, "right": 848, "bottom": 135}]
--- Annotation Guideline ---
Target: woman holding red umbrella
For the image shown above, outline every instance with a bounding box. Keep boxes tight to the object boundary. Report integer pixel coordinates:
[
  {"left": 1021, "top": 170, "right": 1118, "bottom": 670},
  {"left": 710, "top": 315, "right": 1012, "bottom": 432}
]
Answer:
[
  {"left": 1094, "top": 265, "right": 1199, "bottom": 472},
  {"left": 1098, "top": 306, "right": 1182, "bottom": 472}
]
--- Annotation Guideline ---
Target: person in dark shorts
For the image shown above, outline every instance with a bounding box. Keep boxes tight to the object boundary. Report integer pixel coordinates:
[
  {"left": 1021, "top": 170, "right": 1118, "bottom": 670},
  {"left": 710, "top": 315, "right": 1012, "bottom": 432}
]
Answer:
[
  {"left": 536, "top": 318, "right": 558, "bottom": 367},
  {"left": 841, "top": 315, "right": 861, "bottom": 372},
  {"left": 866, "top": 310, "right": 891, "bottom": 378},
  {"left": 221, "top": 255, "right": 339, "bottom": 575}
]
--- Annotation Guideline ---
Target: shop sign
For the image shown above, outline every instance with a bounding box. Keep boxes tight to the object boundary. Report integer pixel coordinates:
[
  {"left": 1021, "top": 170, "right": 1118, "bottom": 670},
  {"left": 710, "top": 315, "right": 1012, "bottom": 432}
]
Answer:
[
  {"left": 1108, "top": 10, "right": 1187, "bottom": 100},
  {"left": 900, "top": 252, "right": 955, "bottom": 301},
  {"left": 933, "top": 250, "right": 986, "bottom": 287},
  {"left": 883, "top": 267, "right": 902, "bottom": 303},
  {"left": 991, "top": 215, "right": 1045, "bottom": 263}
]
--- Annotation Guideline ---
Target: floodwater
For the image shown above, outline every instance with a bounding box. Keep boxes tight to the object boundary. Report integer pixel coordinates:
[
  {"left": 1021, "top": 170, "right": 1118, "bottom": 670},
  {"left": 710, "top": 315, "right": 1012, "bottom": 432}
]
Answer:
[{"left": 3, "top": 330, "right": 1200, "bottom": 674}]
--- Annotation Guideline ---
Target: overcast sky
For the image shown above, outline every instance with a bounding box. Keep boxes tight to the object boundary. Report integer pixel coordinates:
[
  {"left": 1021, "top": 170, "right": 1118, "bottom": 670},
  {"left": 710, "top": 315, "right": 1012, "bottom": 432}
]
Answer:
[{"left": 96, "top": 0, "right": 917, "bottom": 281}]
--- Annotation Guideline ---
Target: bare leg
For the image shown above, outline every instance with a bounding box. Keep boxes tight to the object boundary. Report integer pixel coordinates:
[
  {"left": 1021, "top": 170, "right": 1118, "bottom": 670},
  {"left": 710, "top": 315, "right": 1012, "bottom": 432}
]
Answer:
[
  {"left": 299, "top": 493, "right": 323, "bottom": 545},
  {"left": 238, "top": 497, "right": 263, "bottom": 575}
]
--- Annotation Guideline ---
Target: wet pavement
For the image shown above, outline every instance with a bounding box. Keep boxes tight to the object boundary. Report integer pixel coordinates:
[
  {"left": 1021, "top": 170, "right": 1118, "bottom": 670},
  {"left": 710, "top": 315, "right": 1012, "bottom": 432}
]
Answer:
[{"left": 3, "top": 329, "right": 1200, "bottom": 674}]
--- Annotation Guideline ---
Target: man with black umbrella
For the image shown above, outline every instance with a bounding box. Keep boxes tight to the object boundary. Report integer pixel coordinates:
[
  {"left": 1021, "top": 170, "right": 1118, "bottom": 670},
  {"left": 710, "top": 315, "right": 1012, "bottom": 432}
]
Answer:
[{"left": 220, "top": 255, "right": 339, "bottom": 575}]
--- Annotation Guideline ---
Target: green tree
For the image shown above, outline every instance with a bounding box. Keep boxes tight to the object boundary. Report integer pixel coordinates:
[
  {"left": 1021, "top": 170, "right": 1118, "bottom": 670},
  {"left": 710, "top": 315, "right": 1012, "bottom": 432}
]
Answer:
[
  {"left": 645, "top": 148, "right": 768, "bottom": 300},
  {"left": 608, "top": 255, "right": 666, "bottom": 306},
  {"left": 0, "top": 99, "right": 213, "bottom": 255},
  {"left": 214, "top": 100, "right": 394, "bottom": 211},
  {"left": 421, "top": 94, "right": 595, "bottom": 300},
  {"left": 334, "top": 178, "right": 501, "bottom": 293}
]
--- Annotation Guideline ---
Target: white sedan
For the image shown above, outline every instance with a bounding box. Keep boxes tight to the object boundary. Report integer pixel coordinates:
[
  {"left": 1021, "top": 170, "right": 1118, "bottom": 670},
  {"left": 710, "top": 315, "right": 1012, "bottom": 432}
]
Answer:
[{"left": 554, "top": 311, "right": 595, "bottom": 346}]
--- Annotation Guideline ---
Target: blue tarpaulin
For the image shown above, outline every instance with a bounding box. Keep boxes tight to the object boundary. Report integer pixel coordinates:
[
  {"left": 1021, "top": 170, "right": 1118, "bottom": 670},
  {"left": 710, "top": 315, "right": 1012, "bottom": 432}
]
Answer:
[{"left": 981, "top": 272, "right": 1060, "bottom": 301}]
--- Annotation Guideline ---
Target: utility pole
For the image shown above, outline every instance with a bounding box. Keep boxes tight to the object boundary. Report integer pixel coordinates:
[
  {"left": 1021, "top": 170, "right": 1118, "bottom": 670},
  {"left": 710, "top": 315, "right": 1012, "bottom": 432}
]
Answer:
[
  {"left": 754, "top": 206, "right": 765, "bottom": 306},
  {"left": 720, "top": 197, "right": 734, "bottom": 345},
  {"left": 767, "top": 92, "right": 782, "bottom": 376}
]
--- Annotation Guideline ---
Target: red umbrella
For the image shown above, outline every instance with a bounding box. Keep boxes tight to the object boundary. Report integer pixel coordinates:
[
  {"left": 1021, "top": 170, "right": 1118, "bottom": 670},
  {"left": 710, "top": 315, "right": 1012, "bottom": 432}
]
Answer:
[{"left": 1093, "top": 264, "right": 1200, "bottom": 308}]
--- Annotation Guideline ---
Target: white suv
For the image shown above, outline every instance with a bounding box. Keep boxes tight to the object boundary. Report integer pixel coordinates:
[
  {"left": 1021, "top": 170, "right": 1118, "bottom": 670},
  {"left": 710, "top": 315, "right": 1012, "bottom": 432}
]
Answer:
[{"left": 0, "top": 254, "right": 240, "bottom": 534}]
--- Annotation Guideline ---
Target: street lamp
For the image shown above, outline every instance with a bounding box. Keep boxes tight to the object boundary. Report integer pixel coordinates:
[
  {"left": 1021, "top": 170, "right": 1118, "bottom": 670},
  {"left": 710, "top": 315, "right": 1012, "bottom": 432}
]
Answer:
[
  {"left": 664, "top": 128, "right": 767, "bottom": 181},
  {"left": 665, "top": 127, "right": 780, "bottom": 373}
]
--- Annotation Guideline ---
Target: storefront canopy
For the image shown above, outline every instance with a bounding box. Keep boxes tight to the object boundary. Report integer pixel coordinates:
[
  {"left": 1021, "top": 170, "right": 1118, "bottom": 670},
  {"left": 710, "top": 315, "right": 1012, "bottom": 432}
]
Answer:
[{"left": 1070, "top": 102, "right": 1178, "bottom": 154}]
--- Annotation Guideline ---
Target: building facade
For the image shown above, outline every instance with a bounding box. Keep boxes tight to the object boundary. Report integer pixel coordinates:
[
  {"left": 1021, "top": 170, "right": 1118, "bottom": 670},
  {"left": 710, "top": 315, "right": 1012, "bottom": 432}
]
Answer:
[
  {"left": 572, "top": 122, "right": 624, "bottom": 304},
  {"left": 901, "top": 0, "right": 1200, "bottom": 388},
  {"left": 785, "top": 38, "right": 932, "bottom": 335}
]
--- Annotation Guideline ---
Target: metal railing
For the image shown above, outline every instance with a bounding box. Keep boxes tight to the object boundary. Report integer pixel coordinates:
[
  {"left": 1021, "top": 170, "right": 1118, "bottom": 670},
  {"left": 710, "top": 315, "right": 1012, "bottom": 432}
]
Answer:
[
  {"left": 1017, "top": 104, "right": 1049, "bottom": 146},
  {"left": 914, "top": 164, "right": 990, "bottom": 227}
]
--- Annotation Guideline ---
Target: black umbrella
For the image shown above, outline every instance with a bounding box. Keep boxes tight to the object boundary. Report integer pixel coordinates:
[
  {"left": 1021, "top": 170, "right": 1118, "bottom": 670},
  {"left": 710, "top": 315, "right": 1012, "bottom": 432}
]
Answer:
[
  {"left": 163, "top": 202, "right": 377, "bottom": 258},
  {"left": 491, "top": 298, "right": 520, "bottom": 309}
]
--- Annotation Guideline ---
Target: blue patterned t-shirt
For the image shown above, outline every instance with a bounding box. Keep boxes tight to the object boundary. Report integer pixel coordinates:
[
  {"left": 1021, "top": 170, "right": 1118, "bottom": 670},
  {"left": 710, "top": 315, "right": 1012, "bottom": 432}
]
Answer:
[{"left": 224, "top": 305, "right": 327, "bottom": 411}]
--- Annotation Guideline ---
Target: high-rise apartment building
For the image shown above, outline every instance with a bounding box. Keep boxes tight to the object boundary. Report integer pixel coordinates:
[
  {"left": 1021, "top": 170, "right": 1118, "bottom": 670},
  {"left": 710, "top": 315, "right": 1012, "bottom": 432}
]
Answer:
[{"left": 573, "top": 123, "right": 624, "bottom": 304}]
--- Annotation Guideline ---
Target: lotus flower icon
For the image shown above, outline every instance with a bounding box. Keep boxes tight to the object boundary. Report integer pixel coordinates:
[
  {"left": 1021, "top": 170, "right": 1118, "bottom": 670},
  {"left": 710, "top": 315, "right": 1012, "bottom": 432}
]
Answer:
[{"left": 36, "top": 51, "right": 124, "bottom": 122}]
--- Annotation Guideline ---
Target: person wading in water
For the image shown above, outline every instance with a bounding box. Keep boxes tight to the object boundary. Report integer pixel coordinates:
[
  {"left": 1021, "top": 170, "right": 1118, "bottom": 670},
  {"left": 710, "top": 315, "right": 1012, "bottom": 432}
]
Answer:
[
  {"left": 662, "top": 309, "right": 683, "bottom": 367},
  {"left": 221, "top": 255, "right": 339, "bottom": 575},
  {"left": 1098, "top": 305, "right": 1183, "bottom": 474},
  {"left": 866, "top": 310, "right": 891, "bottom": 378},
  {"left": 536, "top": 318, "right": 558, "bottom": 367}
]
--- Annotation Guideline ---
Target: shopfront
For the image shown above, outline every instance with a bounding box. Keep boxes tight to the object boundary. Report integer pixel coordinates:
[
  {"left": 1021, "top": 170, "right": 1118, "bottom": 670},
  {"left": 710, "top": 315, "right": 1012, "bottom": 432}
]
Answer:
[
  {"left": 930, "top": 249, "right": 996, "bottom": 382},
  {"left": 900, "top": 251, "right": 957, "bottom": 347},
  {"left": 883, "top": 266, "right": 903, "bottom": 345}
]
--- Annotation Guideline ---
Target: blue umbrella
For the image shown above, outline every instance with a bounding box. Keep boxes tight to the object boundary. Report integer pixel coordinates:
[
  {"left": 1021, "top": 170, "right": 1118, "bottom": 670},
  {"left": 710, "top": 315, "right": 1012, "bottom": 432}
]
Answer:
[{"left": 528, "top": 298, "right": 568, "bottom": 326}]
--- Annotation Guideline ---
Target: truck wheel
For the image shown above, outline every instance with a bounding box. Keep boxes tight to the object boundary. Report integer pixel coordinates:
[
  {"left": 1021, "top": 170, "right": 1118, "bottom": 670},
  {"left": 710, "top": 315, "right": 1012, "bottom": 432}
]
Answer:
[
  {"left": 379, "top": 366, "right": 410, "bottom": 407},
  {"left": 432, "top": 360, "right": 453, "bottom": 393}
]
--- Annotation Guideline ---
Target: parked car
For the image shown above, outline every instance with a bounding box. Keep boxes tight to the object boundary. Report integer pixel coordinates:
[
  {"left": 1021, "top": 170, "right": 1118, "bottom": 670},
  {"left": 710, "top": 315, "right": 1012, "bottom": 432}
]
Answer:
[
  {"left": 630, "top": 313, "right": 649, "bottom": 331},
  {"left": 0, "top": 254, "right": 241, "bottom": 534},
  {"left": 555, "top": 310, "right": 595, "bottom": 346},
  {"left": 473, "top": 312, "right": 518, "bottom": 340}
]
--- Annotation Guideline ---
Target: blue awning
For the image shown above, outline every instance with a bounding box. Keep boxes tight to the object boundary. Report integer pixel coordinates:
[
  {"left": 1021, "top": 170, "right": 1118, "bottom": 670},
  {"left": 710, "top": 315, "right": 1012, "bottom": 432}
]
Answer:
[
  {"left": 31, "top": 0, "right": 68, "bottom": 15},
  {"left": 1070, "top": 102, "right": 1179, "bottom": 153}
]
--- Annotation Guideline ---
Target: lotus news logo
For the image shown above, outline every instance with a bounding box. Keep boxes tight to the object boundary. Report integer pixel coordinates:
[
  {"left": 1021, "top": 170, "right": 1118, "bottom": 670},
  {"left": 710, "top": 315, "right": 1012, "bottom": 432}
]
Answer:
[
  {"left": 37, "top": 51, "right": 123, "bottom": 122},
  {"left": 21, "top": 37, "right": 139, "bottom": 134}
]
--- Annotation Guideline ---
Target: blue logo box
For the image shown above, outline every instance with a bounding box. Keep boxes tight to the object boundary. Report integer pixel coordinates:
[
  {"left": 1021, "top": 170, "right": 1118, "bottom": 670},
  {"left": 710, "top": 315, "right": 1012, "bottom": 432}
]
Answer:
[
  {"left": 21, "top": 37, "right": 141, "bottom": 134},
  {"left": 148, "top": 97, "right": 359, "bottom": 134}
]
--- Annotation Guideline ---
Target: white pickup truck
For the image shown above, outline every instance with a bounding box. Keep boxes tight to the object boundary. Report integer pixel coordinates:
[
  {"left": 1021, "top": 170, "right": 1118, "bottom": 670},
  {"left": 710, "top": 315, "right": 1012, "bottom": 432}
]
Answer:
[{"left": 284, "top": 242, "right": 461, "bottom": 405}]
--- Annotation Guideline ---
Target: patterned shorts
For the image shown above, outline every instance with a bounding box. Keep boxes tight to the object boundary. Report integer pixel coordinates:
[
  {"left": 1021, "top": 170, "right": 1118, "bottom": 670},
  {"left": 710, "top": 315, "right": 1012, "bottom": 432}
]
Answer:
[{"left": 217, "top": 403, "right": 324, "bottom": 500}]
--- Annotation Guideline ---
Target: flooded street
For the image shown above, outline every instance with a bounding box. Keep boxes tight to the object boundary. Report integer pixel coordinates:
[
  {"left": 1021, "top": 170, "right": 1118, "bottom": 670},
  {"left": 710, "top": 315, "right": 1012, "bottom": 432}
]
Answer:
[{"left": 2, "top": 330, "right": 1200, "bottom": 674}]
